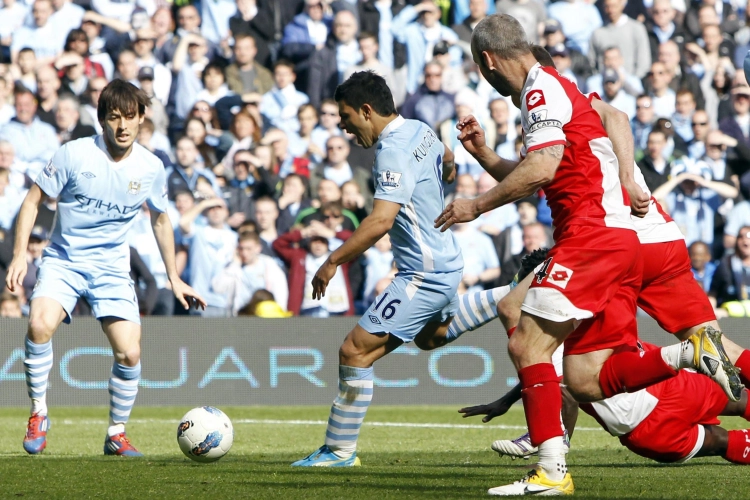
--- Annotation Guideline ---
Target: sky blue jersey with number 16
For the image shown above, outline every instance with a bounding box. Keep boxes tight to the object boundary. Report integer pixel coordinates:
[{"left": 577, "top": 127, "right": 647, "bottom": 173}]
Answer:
[{"left": 372, "top": 116, "right": 463, "bottom": 274}]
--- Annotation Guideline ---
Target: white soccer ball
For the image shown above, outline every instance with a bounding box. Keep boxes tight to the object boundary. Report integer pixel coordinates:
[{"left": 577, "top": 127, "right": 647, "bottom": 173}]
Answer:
[{"left": 177, "top": 406, "right": 234, "bottom": 463}]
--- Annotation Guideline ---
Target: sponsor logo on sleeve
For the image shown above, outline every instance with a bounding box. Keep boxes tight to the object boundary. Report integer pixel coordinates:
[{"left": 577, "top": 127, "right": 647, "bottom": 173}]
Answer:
[
  {"left": 43, "top": 161, "right": 57, "bottom": 178},
  {"left": 528, "top": 120, "right": 563, "bottom": 133},
  {"left": 526, "top": 90, "right": 546, "bottom": 111},
  {"left": 379, "top": 170, "right": 402, "bottom": 191}
]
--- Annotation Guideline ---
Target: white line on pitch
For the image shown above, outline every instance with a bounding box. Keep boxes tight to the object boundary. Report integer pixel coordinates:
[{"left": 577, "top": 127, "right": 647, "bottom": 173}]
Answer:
[{"left": 54, "top": 418, "right": 603, "bottom": 432}]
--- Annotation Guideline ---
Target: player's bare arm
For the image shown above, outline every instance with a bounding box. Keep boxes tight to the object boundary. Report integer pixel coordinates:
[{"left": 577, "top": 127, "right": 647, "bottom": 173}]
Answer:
[
  {"left": 442, "top": 145, "right": 457, "bottom": 184},
  {"left": 312, "top": 199, "right": 401, "bottom": 300},
  {"left": 434, "top": 144, "right": 563, "bottom": 232},
  {"left": 456, "top": 114, "right": 519, "bottom": 182},
  {"left": 590, "top": 99, "right": 649, "bottom": 218},
  {"left": 150, "top": 208, "right": 207, "bottom": 310},
  {"left": 6, "top": 184, "right": 45, "bottom": 292}
]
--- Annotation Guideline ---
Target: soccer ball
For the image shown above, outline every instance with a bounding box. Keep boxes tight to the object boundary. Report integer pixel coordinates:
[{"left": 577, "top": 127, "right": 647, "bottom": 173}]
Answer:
[{"left": 177, "top": 406, "right": 234, "bottom": 463}]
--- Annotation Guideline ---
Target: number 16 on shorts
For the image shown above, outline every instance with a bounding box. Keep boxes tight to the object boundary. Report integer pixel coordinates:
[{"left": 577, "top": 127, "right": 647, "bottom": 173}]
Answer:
[{"left": 369, "top": 293, "right": 401, "bottom": 324}]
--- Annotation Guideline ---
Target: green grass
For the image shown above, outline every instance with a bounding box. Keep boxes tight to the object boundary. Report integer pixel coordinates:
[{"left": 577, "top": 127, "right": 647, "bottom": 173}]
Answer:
[{"left": 0, "top": 406, "right": 748, "bottom": 499}]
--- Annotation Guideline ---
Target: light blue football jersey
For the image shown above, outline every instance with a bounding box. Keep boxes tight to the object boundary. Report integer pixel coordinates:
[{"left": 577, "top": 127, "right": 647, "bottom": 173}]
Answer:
[
  {"left": 373, "top": 116, "right": 463, "bottom": 274},
  {"left": 35, "top": 136, "right": 168, "bottom": 275}
]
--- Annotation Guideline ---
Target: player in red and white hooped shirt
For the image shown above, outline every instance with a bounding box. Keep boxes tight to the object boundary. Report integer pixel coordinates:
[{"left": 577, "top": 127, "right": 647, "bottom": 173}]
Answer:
[{"left": 434, "top": 14, "right": 740, "bottom": 496}]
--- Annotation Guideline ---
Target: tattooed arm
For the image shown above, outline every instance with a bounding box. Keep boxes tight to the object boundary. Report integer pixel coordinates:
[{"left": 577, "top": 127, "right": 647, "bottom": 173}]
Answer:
[{"left": 435, "top": 144, "right": 563, "bottom": 231}]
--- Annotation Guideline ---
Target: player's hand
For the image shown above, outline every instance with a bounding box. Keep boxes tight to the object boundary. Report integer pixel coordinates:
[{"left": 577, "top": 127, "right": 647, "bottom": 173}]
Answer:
[
  {"left": 434, "top": 198, "right": 480, "bottom": 232},
  {"left": 312, "top": 258, "right": 337, "bottom": 300},
  {"left": 458, "top": 398, "right": 513, "bottom": 423},
  {"left": 170, "top": 278, "right": 207, "bottom": 311},
  {"left": 625, "top": 182, "right": 650, "bottom": 218},
  {"left": 6, "top": 256, "right": 27, "bottom": 293},
  {"left": 456, "top": 115, "right": 487, "bottom": 157}
]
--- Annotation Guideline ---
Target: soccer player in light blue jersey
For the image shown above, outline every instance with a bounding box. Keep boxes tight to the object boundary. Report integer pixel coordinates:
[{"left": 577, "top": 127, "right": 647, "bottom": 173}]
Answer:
[
  {"left": 5, "top": 80, "right": 206, "bottom": 457},
  {"left": 292, "top": 71, "right": 515, "bottom": 467}
]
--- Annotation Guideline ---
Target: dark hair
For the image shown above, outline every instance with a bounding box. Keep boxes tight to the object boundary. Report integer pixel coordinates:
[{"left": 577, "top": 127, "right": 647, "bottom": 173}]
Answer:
[
  {"left": 64, "top": 29, "right": 89, "bottom": 53},
  {"left": 18, "top": 47, "right": 35, "bottom": 56},
  {"left": 273, "top": 59, "right": 295, "bottom": 72},
  {"left": 238, "top": 289, "right": 275, "bottom": 316},
  {"left": 531, "top": 44, "right": 555, "bottom": 68},
  {"left": 357, "top": 31, "right": 377, "bottom": 43},
  {"left": 202, "top": 62, "right": 225, "bottom": 84},
  {"left": 239, "top": 231, "right": 261, "bottom": 245},
  {"left": 97, "top": 79, "right": 150, "bottom": 122},
  {"left": 334, "top": 71, "right": 396, "bottom": 117}
]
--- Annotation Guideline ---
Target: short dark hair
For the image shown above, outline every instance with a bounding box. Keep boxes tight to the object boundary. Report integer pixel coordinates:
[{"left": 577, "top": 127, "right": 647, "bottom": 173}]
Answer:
[
  {"left": 531, "top": 44, "right": 555, "bottom": 68},
  {"left": 357, "top": 31, "right": 377, "bottom": 43},
  {"left": 97, "top": 79, "right": 150, "bottom": 122},
  {"left": 334, "top": 71, "right": 396, "bottom": 117},
  {"left": 202, "top": 62, "right": 225, "bottom": 84},
  {"left": 273, "top": 59, "right": 295, "bottom": 73}
]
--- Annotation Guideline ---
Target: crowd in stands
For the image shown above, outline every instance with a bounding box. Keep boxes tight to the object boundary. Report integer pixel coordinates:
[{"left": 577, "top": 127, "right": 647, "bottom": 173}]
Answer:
[{"left": 0, "top": 0, "right": 750, "bottom": 318}]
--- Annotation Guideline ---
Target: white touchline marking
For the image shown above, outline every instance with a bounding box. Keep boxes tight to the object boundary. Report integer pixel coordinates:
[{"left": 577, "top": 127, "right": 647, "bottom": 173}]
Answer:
[{"left": 51, "top": 418, "right": 603, "bottom": 432}]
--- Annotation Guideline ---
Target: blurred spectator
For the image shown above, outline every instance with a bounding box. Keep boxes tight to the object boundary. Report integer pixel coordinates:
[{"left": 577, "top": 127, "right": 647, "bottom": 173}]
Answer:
[
  {"left": 447, "top": 173, "right": 478, "bottom": 203},
  {"left": 273, "top": 219, "right": 354, "bottom": 316},
  {"left": 0, "top": 87, "right": 59, "bottom": 180},
  {"left": 0, "top": 0, "right": 27, "bottom": 61},
  {"left": 297, "top": 179, "right": 358, "bottom": 230},
  {"left": 262, "top": 127, "right": 312, "bottom": 178},
  {"left": 277, "top": 173, "right": 312, "bottom": 234},
  {"left": 238, "top": 289, "right": 293, "bottom": 317},
  {"left": 172, "top": 33, "right": 212, "bottom": 123},
  {"left": 56, "top": 53, "right": 88, "bottom": 98},
  {"left": 260, "top": 60, "right": 310, "bottom": 136},
  {"left": 468, "top": 172, "right": 519, "bottom": 236},
  {"left": 672, "top": 89, "right": 697, "bottom": 142},
  {"left": 432, "top": 40, "right": 468, "bottom": 95},
  {"left": 306, "top": 10, "right": 359, "bottom": 109},
  {"left": 498, "top": 221, "right": 550, "bottom": 285},
  {"left": 645, "top": 0, "right": 690, "bottom": 62},
  {"left": 115, "top": 49, "right": 139, "bottom": 87},
  {"left": 0, "top": 291, "right": 22, "bottom": 318},
  {"left": 343, "top": 33, "right": 397, "bottom": 104},
  {"left": 451, "top": 0, "right": 489, "bottom": 44},
  {"left": 128, "top": 206, "right": 173, "bottom": 316},
  {"left": 16, "top": 49, "right": 38, "bottom": 93},
  {"left": 132, "top": 27, "right": 171, "bottom": 105},
  {"left": 452, "top": 221, "right": 500, "bottom": 293},
  {"left": 213, "top": 231, "right": 288, "bottom": 316},
  {"left": 632, "top": 94, "right": 656, "bottom": 152},
  {"left": 195, "top": 63, "right": 230, "bottom": 107},
  {"left": 136, "top": 117, "right": 172, "bottom": 167},
  {"left": 222, "top": 109, "right": 262, "bottom": 172},
  {"left": 55, "top": 95, "right": 96, "bottom": 144},
  {"left": 35, "top": 65, "right": 61, "bottom": 127},
  {"left": 585, "top": 46, "right": 643, "bottom": 97},
  {"left": 225, "top": 34, "right": 273, "bottom": 96},
  {"left": 184, "top": 118, "right": 220, "bottom": 170},
  {"left": 685, "top": 0, "right": 742, "bottom": 42},
  {"left": 485, "top": 98, "right": 516, "bottom": 159},
  {"left": 653, "top": 157, "right": 737, "bottom": 247},
  {"left": 80, "top": 76, "right": 107, "bottom": 133},
  {"left": 648, "top": 61, "right": 677, "bottom": 118},
  {"left": 548, "top": 43, "right": 576, "bottom": 84},
  {"left": 310, "top": 135, "right": 372, "bottom": 207},
  {"left": 0, "top": 72, "right": 13, "bottom": 126},
  {"left": 719, "top": 85, "right": 750, "bottom": 148},
  {"left": 200, "top": 0, "right": 236, "bottom": 45},
  {"left": 546, "top": 0, "right": 602, "bottom": 56},
  {"left": 0, "top": 141, "right": 28, "bottom": 190},
  {"left": 222, "top": 151, "right": 256, "bottom": 229},
  {"left": 687, "top": 109, "right": 710, "bottom": 159},
  {"left": 310, "top": 98, "right": 343, "bottom": 154},
  {"left": 254, "top": 196, "right": 280, "bottom": 245},
  {"left": 656, "top": 40, "right": 704, "bottom": 110},
  {"left": 601, "top": 67, "right": 636, "bottom": 119},
  {"left": 391, "top": 0, "right": 461, "bottom": 95},
  {"left": 290, "top": 103, "right": 324, "bottom": 161},
  {"left": 78, "top": 13, "right": 115, "bottom": 80},
  {"left": 709, "top": 226, "right": 750, "bottom": 316},
  {"left": 180, "top": 197, "right": 238, "bottom": 317},
  {"left": 637, "top": 129, "right": 675, "bottom": 192},
  {"left": 150, "top": 7, "right": 173, "bottom": 64},
  {"left": 689, "top": 240, "right": 716, "bottom": 292},
  {"left": 280, "top": 0, "right": 332, "bottom": 86},
  {"left": 540, "top": 18, "right": 593, "bottom": 83},
  {"left": 493, "top": 197, "right": 553, "bottom": 265},
  {"left": 166, "top": 136, "right": 222, "bottom": 201},
  {"left": 589, "top": 0, "right": 651, "bottom": 78},
  {"left": 58, "top": 28, "right": 106, "bottom": 79},
  {"left": 158, "top": 5, "right": 218, "bottom": 67},
  {"left": 11, "top": 0, "right": 63, "bottom": 65},
  {"left": 401, "top": 61, "right": 454, "bottom": 132},
  {"left": 229, "top": 0, "right": 276, "bottom": 68},
  {"left": 496, "top": 0, "right": 546, "bottom": 45},
  {"left": 362, "top": 233, "right": 393, "bottom": 304},
  {"left": 0, "top": 167, "right": 25, "bottom": 231},
  {"left": 341, "top": 180, "right": 369, "bottom": 224}
]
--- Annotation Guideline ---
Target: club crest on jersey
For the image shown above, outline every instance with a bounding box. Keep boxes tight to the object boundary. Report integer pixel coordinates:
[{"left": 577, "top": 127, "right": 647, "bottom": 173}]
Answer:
[
  {"left": 529, "top": 110, "right": 547, "bottom": 123},
  {"left": 127, "top": 179, "right": 142, "bottom": 195},
  {"left": 547, "top": 263, "right": 573, "bottom": 289},
  {"left": 43, "top": 161, "right": 56, "bottom": 178},
  {"left": 526, "top": 90, "right": 546, "bottom": 111},
  {"left": 379, "top": 170, "right": 402, "bottom": 191}
]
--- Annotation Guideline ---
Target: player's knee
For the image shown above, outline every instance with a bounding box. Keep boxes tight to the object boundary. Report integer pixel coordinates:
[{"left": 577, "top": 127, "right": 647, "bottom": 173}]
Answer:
[
  {"left": 27, "top": 316, "right": 56, "bottom": 342},
  {"left": 113, "top": 346, "right": 141, "bottom": 367},
  {"left": 507, "top": 334, "right": 527, "bottom": 366}
]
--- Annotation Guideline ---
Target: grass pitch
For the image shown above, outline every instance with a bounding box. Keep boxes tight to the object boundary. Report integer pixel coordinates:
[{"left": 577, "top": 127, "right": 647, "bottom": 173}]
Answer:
[{"left": 0, "top": 406, "right": 748, "bottom": 499}]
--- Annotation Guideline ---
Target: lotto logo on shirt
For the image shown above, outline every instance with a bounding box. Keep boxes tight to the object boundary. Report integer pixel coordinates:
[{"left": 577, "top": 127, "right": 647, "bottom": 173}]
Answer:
[
  {"left": 546, "top": 262, "right": 574, "bottom": 289},
  {"left": 379, "top": 170, "right": 402, "bottom": 191},
  {"left": 526, "top": 90, "right": 546, "bottom": 111}
]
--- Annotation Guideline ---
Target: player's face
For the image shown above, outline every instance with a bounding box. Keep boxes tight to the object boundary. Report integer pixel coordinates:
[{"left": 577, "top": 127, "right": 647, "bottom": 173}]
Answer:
[
  {"left": 337, "top": 102, "right": 373, "bottom": 148},
  {"left": 102, "top": 108, "right": 144, "bottom": 154}
]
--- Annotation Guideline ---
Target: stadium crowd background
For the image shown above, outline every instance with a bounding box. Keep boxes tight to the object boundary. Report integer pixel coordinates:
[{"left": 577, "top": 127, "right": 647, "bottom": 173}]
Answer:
[{"left": 0, "top": 0, "right": 749, "bottom": 319}]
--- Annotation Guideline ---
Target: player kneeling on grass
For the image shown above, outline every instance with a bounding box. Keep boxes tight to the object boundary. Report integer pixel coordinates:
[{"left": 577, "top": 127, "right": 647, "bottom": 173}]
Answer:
[
  {"left": 5, "top": 79, "right": 206, "bottom": 457},
  {"left": 291, "top": 71, "right": 516, "bottom": 467}
]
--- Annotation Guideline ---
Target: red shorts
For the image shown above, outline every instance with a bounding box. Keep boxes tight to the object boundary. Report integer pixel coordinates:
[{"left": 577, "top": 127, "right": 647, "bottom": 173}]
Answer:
[
  {"left": 619, "top": 371, "right": 728, "bottom": 463},
  {"left": 638, "top": 240, "right": 716, "bottom": 333},
  {"left": 523, "top": 225, "right": 642, "bottom": 356}
]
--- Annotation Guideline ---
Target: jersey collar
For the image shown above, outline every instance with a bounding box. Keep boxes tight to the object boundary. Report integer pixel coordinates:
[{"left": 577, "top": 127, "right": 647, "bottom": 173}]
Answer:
[{"left": 377, "top": 115, "right": 405, "bottom": 145}]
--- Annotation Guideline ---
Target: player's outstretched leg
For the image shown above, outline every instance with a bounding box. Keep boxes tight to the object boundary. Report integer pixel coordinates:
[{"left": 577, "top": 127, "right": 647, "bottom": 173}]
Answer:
[
  {"left": 23, "top": 337, "right": 53, "bottom": 454},
  {"left": 104, "top": 362, "right": 143, "bottom": 457},
  {"left": 661, "top": 326, "right": 743, "bottom": 402},
  {"left": 445, "top": 286, "right": 511, "bottom": 342}
]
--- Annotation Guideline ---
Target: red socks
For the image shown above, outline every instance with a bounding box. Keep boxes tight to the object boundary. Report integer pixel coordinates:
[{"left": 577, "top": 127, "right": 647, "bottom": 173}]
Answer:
[
  {"left": 598, "top": 349, "right": 678, "bottom": 399},
  {"left": 735, "top": 351, "right": 750, "bottom": 387},
  {"left": 519, "top": 363, "right": 564, "bottom": 447},
  {"left": 724, "top": 430, "right": 750, "bottom": 464}
]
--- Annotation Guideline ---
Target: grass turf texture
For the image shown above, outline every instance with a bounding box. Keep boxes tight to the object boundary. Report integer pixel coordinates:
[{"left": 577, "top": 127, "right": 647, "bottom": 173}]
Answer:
[{"left": 0, "top": 406, "right": 748, "bottom": 499}]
